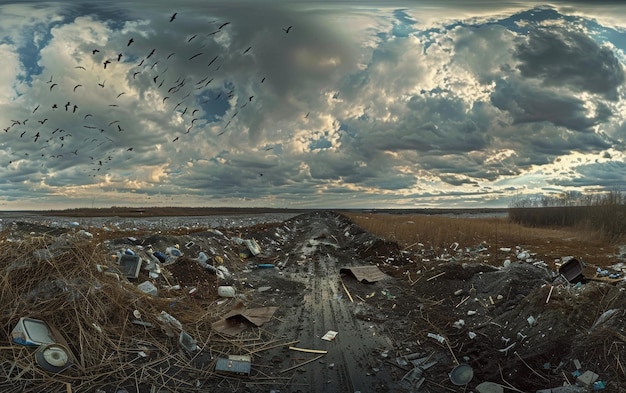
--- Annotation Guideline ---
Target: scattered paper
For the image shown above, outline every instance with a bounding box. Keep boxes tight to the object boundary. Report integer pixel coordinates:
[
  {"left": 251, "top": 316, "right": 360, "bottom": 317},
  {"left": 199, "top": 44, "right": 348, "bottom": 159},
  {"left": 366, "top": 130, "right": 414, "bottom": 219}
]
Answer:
[{"left": 322, "top": 330, "right": 338, "bottom": 341}]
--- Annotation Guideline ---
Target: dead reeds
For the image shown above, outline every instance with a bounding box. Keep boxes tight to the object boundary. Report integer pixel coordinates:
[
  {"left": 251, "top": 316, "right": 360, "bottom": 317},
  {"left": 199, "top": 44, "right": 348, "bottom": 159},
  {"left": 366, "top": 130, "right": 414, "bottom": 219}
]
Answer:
[{"left": 0, "top": 231, "right": 291, "bottom": 392}]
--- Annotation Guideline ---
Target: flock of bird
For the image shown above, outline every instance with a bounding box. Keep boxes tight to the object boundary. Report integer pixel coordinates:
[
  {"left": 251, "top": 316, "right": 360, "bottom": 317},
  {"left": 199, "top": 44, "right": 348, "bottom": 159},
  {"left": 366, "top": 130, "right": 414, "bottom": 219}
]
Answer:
[{"left": 2, "top": 12, "right": 295, "bottom": 178}]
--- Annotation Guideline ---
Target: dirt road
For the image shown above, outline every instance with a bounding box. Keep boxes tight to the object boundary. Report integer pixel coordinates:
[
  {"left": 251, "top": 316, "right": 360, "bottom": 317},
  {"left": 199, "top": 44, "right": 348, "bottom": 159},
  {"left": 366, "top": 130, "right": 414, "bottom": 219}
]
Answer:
[{"left": 242, "top": 211, "right": 398, "bottom": 392}]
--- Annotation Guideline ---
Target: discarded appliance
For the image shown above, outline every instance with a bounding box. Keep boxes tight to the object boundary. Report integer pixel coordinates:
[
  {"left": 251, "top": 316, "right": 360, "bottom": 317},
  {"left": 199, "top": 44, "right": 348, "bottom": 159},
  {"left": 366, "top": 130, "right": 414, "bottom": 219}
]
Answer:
[
  {"left": 118, "top": 254, "right": 142, "bottom": 279},
  {"left": 215, "top": 355, "right": 251, "bottom": 376},
  {"left": 35, "top": 343, "right": 71, "bottom": 373},
  {"left": 137, "top": 281, "right": 158, "bottom": 296},
  {"left": 340, "top": 265, "right": 387, "bottom": 283},
  {"left": 11, "top": 317, "right": 57, "bottom": 346},
  {"left": 449, "top": 363, "right": 474, "bottom": 385},
  {"left": 559, "top": 258, "right": 584, "bottom": 284}
]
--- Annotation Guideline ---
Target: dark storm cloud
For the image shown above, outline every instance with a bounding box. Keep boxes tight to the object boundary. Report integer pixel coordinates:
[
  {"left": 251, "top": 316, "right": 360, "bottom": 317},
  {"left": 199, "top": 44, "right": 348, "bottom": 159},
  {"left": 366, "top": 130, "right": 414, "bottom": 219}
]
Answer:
[
  {"left": 515, "top": 27, "right": 625, "bottom": 100},
  {"left": 490, "top": 78, "right": 609, "bottom": 133}
]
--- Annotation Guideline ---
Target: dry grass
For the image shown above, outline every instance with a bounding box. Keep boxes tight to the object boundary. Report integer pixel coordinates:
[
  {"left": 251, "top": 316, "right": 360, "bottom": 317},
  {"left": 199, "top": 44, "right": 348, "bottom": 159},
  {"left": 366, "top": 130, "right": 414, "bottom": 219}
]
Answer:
[{"left": 341, "top": 212, "right": 622, "bottom": 268}]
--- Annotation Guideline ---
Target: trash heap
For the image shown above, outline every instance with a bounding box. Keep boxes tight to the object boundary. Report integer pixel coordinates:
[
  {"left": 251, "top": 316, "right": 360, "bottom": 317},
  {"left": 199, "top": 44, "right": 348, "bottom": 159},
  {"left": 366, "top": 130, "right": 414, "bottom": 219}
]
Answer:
[{"left": 0, "top": 224, "right": 288, "bottom": 393}]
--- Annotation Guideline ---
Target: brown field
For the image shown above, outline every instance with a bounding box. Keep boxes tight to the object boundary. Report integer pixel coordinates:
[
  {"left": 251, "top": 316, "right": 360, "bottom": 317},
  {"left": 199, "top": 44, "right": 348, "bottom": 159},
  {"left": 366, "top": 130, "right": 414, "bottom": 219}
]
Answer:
[{"left": 341, "top": 212, "right": 623, "bottom": 270}]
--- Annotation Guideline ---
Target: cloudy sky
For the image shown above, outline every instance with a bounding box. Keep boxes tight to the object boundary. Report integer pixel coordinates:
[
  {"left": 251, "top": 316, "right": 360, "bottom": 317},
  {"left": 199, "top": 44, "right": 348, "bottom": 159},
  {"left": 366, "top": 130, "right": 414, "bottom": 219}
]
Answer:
[{"left": 1, "top": 0, "right": 625, "bottom": 210}]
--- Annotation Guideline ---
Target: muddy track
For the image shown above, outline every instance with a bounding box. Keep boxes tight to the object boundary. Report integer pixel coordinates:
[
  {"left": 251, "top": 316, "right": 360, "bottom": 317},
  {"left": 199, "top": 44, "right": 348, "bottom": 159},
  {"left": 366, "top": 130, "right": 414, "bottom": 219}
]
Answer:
[{"left": 246, "top": 212, "right": 397, "bottom": 393}]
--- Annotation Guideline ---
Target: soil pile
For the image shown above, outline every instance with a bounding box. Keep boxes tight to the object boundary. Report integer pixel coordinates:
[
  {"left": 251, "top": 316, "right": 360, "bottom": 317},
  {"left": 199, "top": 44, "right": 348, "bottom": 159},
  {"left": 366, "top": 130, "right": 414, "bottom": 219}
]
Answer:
[{"left": 0, "top": 211, "right": 624, "bottom": 392}]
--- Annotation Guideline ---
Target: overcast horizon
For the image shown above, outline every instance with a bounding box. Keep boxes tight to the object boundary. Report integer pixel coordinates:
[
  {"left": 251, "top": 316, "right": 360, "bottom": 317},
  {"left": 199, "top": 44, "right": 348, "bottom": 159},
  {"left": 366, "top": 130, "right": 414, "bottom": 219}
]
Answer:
[{"left": 1, "top": 0, "right": 625, "bottom": 211}]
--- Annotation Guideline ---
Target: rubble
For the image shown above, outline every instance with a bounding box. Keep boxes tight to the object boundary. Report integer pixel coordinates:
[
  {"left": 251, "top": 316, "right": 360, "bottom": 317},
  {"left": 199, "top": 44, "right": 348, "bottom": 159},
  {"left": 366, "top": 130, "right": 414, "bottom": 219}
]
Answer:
[{"left": 0, "top": 210, "right": 624, "bottom": 392}]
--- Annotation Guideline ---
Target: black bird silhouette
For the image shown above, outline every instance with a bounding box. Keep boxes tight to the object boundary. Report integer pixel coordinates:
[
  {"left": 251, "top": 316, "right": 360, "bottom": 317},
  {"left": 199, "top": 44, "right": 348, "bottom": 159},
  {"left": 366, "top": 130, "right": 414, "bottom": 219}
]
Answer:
[
  {"left": 147, "top": 49, "right": 155, "bottom": 58},
  {"left": 103, "top": 60, "right": 111, "bottom": 69},
  {"left": 187, "top": 34, "right": 197, "bottom": 43},
  {"left": 126, "top": 147, "right": 133, "bottom": 151},
  {"left": 153, "top": 76, "right": 158, "bottom": 83},
  {"left": 304, "top": 111, "right": 310, "bottom": 118},
  {"left": 137, "top": 59, "right": 145, "bottom": 67},
  {"left": 127, "top": 38, "right": 134, "bottom": 46},
  {"left": 84, "top": 114, "right": 93, "bottom": 119},
  {"left": 133, "top": 71, "right": 140, "bottom": 79},
  {"left": 167, "top": 52, "right": 175, "bottom": 59},
  {"left": 64, "top": 102, "right": 70, "bottom": 111},
  {"left": 188, "top": 53, "right": 202, "bottom": 60},
  {"left": 98, "top": 81, "right": 105, "bottom": 88},
  {"left": 46, "top": 75, "right": 53, "bottom": 83},
  {"left": 163, "top": 96, "right": 170, "bottom": 103},
  {"left": 73, "top": 84, "right": 82, "bottom": 92},
  {"left": 218, "top": 22, "right": 230, "bottom": 29},
  {"left": 169, "top": 12, "right": 177, "bottom": 22},
  {"left": 38, "top": 119, "right": 47, "bottom": 124},
  {"left": 117, "top": 53, "right": 122, "bottom": 61},
  {"left": 151, "top": 61, "right": 159, "bottom": 69},
  {"left": 73, "top": 105, "right": 78, "bottom": 113},
  {"left": 108, "top": 120, "right": 119, "bottom": 126},
  {"left": 20, "top": 131, "right": 26, "bottom": 138},
  {"left": 117, "top": 92, "right": 126, "bottom": 98},
  {"left": 33, "top": 132, "right": 40, "bottom": 142},
  {"left": 52, "top": 104, "right": 58, "bottom": 110},
  {"left": 243, "top": 46, "right": 252, "bottom": 54},
  {"left": 248, "top": 95, "right": 254, "bottom": 101},
  {"left": 192, "top": 109, "right": 199, "bottom": 115},
  {"left": 22, "top": 119, "right": 28, "bottom": 125},
  {"left": 49, "top": 83, "right": 58, "bottom": 91},
  {"left": 172, "top": 136, "right": 179, "bottom": 142},
  {"left": 207, "top": 55, "right": 218, "bottom": 67},
  {"left": 33, "top": 105, "right": 39, "bottom": 113},
  {"left": 282, "top": 25, "right": 293, "bottom": 33},
  {"left": 92, "top": 49, "right": 100, "bottom": 54},
  {"left": 261, "top": 77, "right": 266, "bottom": 83},
  {"left": 118, "top": 125, "right": 124, "bottom": 132},
  {"left": 75, "top": 66, "right": 86, "bottom": 70}
]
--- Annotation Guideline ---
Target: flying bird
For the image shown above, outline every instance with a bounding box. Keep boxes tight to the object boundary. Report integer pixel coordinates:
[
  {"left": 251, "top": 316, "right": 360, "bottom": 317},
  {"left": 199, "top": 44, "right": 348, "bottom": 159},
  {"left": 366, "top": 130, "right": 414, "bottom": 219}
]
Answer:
[
  {"left": 73, "top": 84, "right": 82, "bottom": 92},
  {"left": 108, "top": 120, "right": 119, "bottom": 126},
  {"left": 103, "top": 60, "right": 111, "bottom": 69},
  {"left": 218, "top": 22, "right": 230, "bottom": 29},
  {"left": 33, "top": 132, "right": 40, "bottom": 142},
  {"left": 117, "top": 92, "right": 126, "bottom": 98},
  {"left": 84, "top": 114, "right": 93, "bottom": 119},
  {"left": 64, "top": 102, "right": 70, "bottom": 111},
  {"left": 282, "top": 25, "right": 293, "bottom": 33},
  {"left": 118, "top": 125, "right": 124, "bottom": 132},
  {"left": 52, "top": 104, "right": 58, "bottom": 110},
  {"left": 73, "top": 105, "right": 78, "bottom": 113},
  {"left": 172, "top": 136, "right": 179, "bottom": 142},
  {"left": 169, "top": 12, "right": 177, "bottom": 22},
  {"left": 207, "top": 56, "right": 218, "bottom": 67},
  {"left": 261, "top": 77, "right": 266, "bottom": 83},
  {"left": 46, "top": 75, "right": 53, "bottom": 83},
  {"left": 163, "top": 96, "right": 170, "bottom": 103},
  {"left": 49, "top": 83, "right": 58, "bottom": 91},
  {"left": 133, "top": 71, "right": 140, "bottom": 79},
  {"left": 126, "top": 147, "right": 133, "bottom": 151},
  {"left": 33, "top": 105, "right": 39, "bottom": 113},
  {"left": 117, "top": 53, "right": 122, "bottom": 61},
  {"left": 75, "top": 66, "right": 86, "bottom": 70},
  {"left": 243, "top": 46, "right": 252, "bottom": 54},
  {"left": 92, "top": 49, "right": 100, "bottom": 55},
  {"left": 187, "top": 34, "right": 197, "bottom": 43},
  {"left": 147, "top": 48, "right": 155, "bottom": 58},
  {"left": 98, "top": 80, "right": 105, "bottom": 88},
  {"left": 248, "top": 95, "right": 254, "bottom": 101},
  {"left": 38, "top": 119, "right": 47, "bottom": 124},
  {"left": 167, "top": 52, "right": 175, "bottom": 59},
  {"left": 137, "top": 59, "right": 145, "bottom": 67},
  {"left": 127, "top": 38, "right": 134, "bottom": 46},
  {"left": 188, "top": 53, "right": 202, "bottom": 60}
]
